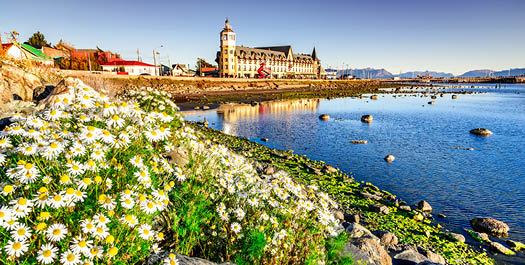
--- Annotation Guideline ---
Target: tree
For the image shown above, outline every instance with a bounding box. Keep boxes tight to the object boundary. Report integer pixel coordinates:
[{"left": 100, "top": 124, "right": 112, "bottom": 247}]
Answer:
[
  {"left": 196, "top": 58, "right": 216, "bottom": 74},
  {"left": 26, "top": 31, "right": 51, "bottom": 48}
]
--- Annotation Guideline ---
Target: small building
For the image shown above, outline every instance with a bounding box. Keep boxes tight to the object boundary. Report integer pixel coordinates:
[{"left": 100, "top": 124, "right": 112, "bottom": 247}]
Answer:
[
  {"left": 325, "top": 69, "right": 337, "bottom": 80},
  {"left": 1, "top": 43, "right": 27, "bottom": 60},
  {"left": 172, "top": 64, "right": 189, "bottom": 76},
  {"left": 41, "top": 46, "right": 69, "bottom": 59},
  {"left": 100, "top": 60, "right": 157, "bottom": 76},
  {"left": 1, "top": 43, "right": 54, "bottom": 66},
  {"left": 201, "top": 67, "right": 219, "bottom": 77}
]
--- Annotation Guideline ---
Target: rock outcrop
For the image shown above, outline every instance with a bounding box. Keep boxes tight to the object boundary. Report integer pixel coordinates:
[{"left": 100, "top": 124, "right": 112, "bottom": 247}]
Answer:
[
  {"left": 470, "top": 218, "right": 509, "bottom": 236},
  {"left": 1, "top": 63, "right": 42, "bottom": 108}
]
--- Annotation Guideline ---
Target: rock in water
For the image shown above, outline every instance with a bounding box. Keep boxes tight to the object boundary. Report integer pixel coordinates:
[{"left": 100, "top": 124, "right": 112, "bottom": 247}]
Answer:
[
  {"left": 370, "top": 95, "right": 379, "bottom": 100},
  {"left": 361, "top": 114, "right": 373, "bottom": 123},
  {"left": 260, "top": 138, "right": 268, "bottom": 142},
  {"left": 417, "top": 200, "right": 432, "bottom": 213},
  {"left": 470, "top": 128, "right": 493, "bottom": 136},
  {"left": 452, "top": 95, "right": 458, "bottom": 99},
  {"left": 384, "top": 155, "right": 395, "bottom": 163},
  {"left": 447, "top": 232, "right": 466, "bottom": 243},
  {"left": 350, "top": 140, "right": 368, "bottom": 144},
  {"left": 428, "top": 101, "right": 435, "bottom": 105},
  {"left": 319, "top": 114, "right": 330, "bottom": 120},
  {"left": 376, "top": 231, "right": 399, "bottom": 246},
  {"left": 393, "top": 248, "right": 429, "bottom": 264},
  {"left": 490, "top": 242, "right": 516, "bottom": 255},
  {"left": 470, "top": 217, "right": 509, "bottom": 236},
  {"left": 202, "top": 105, "right": 210, "bottom": 110},
  {"left": 506, "top": 240, "right": 525, "bottom": 251}
]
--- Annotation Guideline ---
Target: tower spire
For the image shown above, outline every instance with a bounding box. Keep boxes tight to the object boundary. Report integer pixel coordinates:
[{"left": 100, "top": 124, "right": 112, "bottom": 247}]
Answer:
[{"left": 312, "top": 46, "right": 318, "bottom": 61}]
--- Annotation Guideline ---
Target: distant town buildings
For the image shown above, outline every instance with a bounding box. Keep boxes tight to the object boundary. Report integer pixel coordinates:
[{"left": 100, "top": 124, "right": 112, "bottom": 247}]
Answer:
[
  {"left": 216, "top": 19, "right": 323, "bottom": 79},
  {"left": 100, "top": 60, "right": 157, "bottom": 75}
]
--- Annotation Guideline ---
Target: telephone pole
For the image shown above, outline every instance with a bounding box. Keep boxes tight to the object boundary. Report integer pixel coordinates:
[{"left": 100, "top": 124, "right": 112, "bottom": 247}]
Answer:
[
  {"left": 137, "top": 48, "right": 140, "bottom": 61},
  {"left": 153, "top": 49, "right": 157, "bottom": 76}
]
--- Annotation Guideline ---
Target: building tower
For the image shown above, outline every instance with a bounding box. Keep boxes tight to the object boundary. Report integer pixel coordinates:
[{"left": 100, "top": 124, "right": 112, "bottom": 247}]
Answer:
[{"left": 220, "top": 18, "right": 236, "bottom": 77}]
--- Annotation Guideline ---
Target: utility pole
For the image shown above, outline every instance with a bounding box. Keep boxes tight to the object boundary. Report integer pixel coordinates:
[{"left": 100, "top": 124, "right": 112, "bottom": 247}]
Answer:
[
  {"left": 88, "top": 54, "right": 92, "bottom": 72},
  {"left": 168, "top": 55, "right": 171, "bottom": 76},
  {"left": 137, "top": 48, "right": 140, "bottom": 61},
  {"left": 153, "top": 49, "right": 157, "bottom": 76}
]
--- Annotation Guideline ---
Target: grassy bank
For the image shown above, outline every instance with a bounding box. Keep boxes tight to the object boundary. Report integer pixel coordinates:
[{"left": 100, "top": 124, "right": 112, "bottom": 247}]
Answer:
[{"left": 192, "top": 124, "right": 495, "bottom": 265}]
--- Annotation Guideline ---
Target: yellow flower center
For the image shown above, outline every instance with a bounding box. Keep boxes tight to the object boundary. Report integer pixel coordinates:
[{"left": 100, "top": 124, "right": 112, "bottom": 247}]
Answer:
[
  {"left": 43, "top": 249, "right": 52, "bottom": 257},
  {"left": 97, "top": 227, "right": 103, "bottom": 233},
  {"left": 53, "top": 195, "right": 62, "bottom": 202},
  {"left": 53, "top": 229, "right": 61, "bottom": 236},
  {"left": 144, "top": 229, "right": 149, "bottom": 235},
  {"left": 108, "top": 247, "right": 118, "bottom": 256},
  {"left": 3, "top": 185, "right": 13, "bottom": 193},
  {"left": 24, "top": 163, "right": 33, "bottom": 170},
  {"left": 50, "top": 143, "right": 58, "bottom": 148},
  {"left": 17, "top": 228, "right": 26, "bottom": 235},
  {"left": 72, "top": 165, "right": 79, "bottom": 171},
  {"left": 79, "top": 241, "right": 87, "bottom": 247},
  {"left": 91, "top": 248, "right": 98, "bottom": 255},
  {"left": 112, "top": 115, "right": 119, "bottom": 121},
  {"left": 25, "top": 146, "right": 32, "bottom": 152},
  {"left": 86, "top": 223, "right": 93, "bottom": 229},
  {"left": 88, "top": 161, "right": 95, "bottom": 167},
  {"left": 18, "top": 198, "right": 27, "bottom": 205},
  {"left": 125, "top": 215, "right": 133, "bottom": 221},
  {"left": 67, "top": 253, "right": 75, "bottom": 261},
  {"left": 13, "top": 242, "right": 21, "bottom": 250}
]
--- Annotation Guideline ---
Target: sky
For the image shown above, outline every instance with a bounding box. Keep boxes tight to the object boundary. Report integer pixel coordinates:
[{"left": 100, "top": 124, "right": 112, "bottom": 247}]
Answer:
[{"left": 1, "top": 0, "right": 524, "bottom": 75}]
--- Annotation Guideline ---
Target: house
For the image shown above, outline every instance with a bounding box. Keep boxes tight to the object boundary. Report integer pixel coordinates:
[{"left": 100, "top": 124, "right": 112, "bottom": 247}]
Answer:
[
  {"left": 1, "top": 43, "right": 27, "bottom": 60},
  {"left": 216, "top": 19, "right": 322, "bottom": 79},
  {"left": 1, "top": 43, "right": 54, "bottom": 66},
  {"left": 325, "top": 69, "right": 337, "bottom": 80},
  {"left": 201, "top": 67, "right": 219, "bottom": 77},
  {"left": 41, "top": 47, "right": 69, "bottom": 59},
  {"left": 100, "top": 59, "right": 157, "bottom": 76},
  {"left": 172, "top": 64, "right": 188, "bottom": 76}
]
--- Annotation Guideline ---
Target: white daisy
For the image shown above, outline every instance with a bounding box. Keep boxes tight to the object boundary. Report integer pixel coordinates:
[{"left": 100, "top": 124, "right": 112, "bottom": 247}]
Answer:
[
  {"left": 11, "top": 223, "right": 32, "bottom": 241},
  {"left": 37, "top": 243, "right": 58, "bottom": 264},
  {"left": 138, "top": 224, "right": 154, "bottom": 240},
  {"left": 46, "top": 223, "right": 68, "bottom": 242},
  {"left": 231, "top": 222, "right": 242, "bottom": 234},
  {"left": 4, "top": 239, "right": 29, "bottom": 258},
  {"left": 60, "top": 250, "right": 81, "bottom": 265},
  {"left": 71, "top": 236, "right": 93, "bottom": 255}
]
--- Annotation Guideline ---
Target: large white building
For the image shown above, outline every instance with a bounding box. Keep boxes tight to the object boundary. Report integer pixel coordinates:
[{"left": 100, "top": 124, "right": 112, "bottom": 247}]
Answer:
[
  {"left": 101, "top": 60, "right": 157, "bottom": 76},
  {"left": 216, "top": 19, "right": 322, "bottom": 79}
]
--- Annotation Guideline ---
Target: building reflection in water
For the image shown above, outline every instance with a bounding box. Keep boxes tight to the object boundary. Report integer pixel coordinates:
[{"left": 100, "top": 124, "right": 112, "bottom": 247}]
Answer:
[
  {"left": 217, "top": 98, "right": 321, "bottom": 122},
  {"left": 182, "top": 98, "right": 322, "bottom": 137}
]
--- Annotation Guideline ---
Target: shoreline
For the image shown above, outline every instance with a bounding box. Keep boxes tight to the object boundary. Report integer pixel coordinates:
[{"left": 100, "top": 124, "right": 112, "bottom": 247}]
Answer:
[{"left": 191, "top": 123, "right": 499, "bottom": 264}]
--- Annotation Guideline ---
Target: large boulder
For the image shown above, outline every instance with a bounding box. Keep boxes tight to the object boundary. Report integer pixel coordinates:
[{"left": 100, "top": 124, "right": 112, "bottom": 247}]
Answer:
[
  {"left": 36, "top": 78, "right": 98, "bottom": 110},
  {"left": 346, "top": 237, "right": 392, "bottom": 265},
  {"left": 345, "top": 223, "right": 376, "bottom": 239},
  {"left": 0, "top": 63, "right": 42, "bottom": 106},
  {"left": 469, "top": 128, "right": 493, "bottom": 136},
  {"left": 370, "top": 204, "right": 390, "bottom": 215},
  {"left": 393, "top": 248, "right": 430, "bottom": 264},
  {"left": 470, "top": 218, "right": 509, "bottom": 236},
  {"left": 374, "top": 231, "right": 398, "bottom": 246}
]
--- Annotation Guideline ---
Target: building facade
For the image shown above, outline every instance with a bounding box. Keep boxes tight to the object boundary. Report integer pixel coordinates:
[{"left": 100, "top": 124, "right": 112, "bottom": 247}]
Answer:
[
  {"left": 101, "top": 60, "right": 157, "bottom": 76},
  {"left": 216, "top": 19, "right": 322, "bottom": 79}
]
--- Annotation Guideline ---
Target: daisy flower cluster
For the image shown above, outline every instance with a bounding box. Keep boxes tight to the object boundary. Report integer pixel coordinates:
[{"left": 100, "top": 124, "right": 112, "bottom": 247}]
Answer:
[
  {"left": 0, "top": 81, "right": 184, "bottom": 264},
  {"left": 175, "top": 132, "right": 341, "bottom": 263}
]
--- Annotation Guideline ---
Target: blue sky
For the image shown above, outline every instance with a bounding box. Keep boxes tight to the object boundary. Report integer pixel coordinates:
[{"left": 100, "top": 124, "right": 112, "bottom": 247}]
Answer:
[{"left": 1, "top": 0, "right": 524, "bottom": 75}]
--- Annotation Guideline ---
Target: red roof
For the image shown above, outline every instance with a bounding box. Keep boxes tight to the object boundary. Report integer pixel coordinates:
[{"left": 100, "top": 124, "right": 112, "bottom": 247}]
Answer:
[
  {"left": 101, "top": 60, "right": 156, "bottom": 67},
  {"left": 2, "top": 43, "right": 15, "bottom": 49},
  {"left": 201, "top": 67, "right": 218, "bottom": 72}
]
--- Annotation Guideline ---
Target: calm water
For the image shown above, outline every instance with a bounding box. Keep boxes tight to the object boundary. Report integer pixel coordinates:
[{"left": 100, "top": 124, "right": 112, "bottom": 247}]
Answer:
[{"left": 184, "top": 84, "right": 525, "bottom": 262}]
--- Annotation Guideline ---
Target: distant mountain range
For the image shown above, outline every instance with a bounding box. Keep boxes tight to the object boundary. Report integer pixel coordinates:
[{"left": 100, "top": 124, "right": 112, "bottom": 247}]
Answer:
[{"left": 327, "top": 68, "right": 525, "bottom": 79}]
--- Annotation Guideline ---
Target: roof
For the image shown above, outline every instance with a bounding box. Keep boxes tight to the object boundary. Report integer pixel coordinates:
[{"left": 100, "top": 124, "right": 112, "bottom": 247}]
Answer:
[
  {"left": 254, "top": 46, "right": 292, "bottom": 57},
  {"left": 18, "top": 43, "right": 52, "bottom": 61},
  {"left": 101, "top": 60, "right": 156, "bottom": 67},
  {"left": 2, "top": 43, "right": 14, "bottom": 50},
  {"left": 235, "top": 46, "right": 287, "bottom": 60},
  {"left": 201, "top": 67, "right": 218, "bottom": 72}
]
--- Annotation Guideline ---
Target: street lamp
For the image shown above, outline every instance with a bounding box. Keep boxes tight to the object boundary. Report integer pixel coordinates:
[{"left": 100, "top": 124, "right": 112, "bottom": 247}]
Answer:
[{"left": 153, "top": 45, "right": 163, "bottom": 76}]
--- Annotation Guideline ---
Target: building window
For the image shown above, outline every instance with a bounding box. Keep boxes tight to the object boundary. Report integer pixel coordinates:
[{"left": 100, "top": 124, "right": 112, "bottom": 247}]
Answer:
[
  {"left": 223, "top": 35, "right": 227, "bottom": 40},
  {"left": 230, "top": 50, "right": 233, "bottom": 54},
  {"left": 224, "top": 50, "right": 227, "bottom": 54}
]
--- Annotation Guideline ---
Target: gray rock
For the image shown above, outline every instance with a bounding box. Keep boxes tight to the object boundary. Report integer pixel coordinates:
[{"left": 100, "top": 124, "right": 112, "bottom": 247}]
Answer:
[
  {"left": 202, "top": 105, "right": 210, "bottom": 110},
  {"left": 360, "top": 192, "right": 383, "bottom": 201},
  {"left": 399, "top": 205, "right": 412, "bottom": 212},
  {"left": 417, "top": 200, "right": 432, "bottom": 213},
  {"left": 346, "top": 237, "right": 392, "bottom": 265},
  {"left": 375, "top": 231, "right": 398, "bottom": 246},
  {"left": 333, "top": 210, "right": 345, "bottom": 221},
  {"left": 323, "top": 165, "right": 337, "bottom": 173},
  {"left": 428, "top": 101, "right": 435, "bottom": 105},
  {"left": 344, "top": 213, "right": 360, "bottom": 224},
  {"left": 361, "top": 114, "right": 373, "bottom": 123},
  {"left": 470, "top": 217, "right": 509, "bottom": 235},
  {"left": 319, "top": 114, "right": 330, "bottom": 120},
  {"left": 384, "top": 155, "right": 395, "bottom": 163},
  {"left": 370, "top": 204, "right": 390, "bottom": 215},
  {"left": 165, "top": 147, "right": 190, "bottom": 168},
  {"left": 437, "top": 213, "right": 446, "bottom": 218},
  {"left": 489, "top": 242, "right": 516, "bottom": 255},
  {"left": 264, "top": 166, "right": 275, "bottom": 175},
  {"left": 146, "top": 252, "right": 235, "bottom": 265},
  {"left": 506, "top": 240, "right": 525, "bottom": 251},
  {"left": 345, "top": 223, "right": 377, "bottom": 239},
  {"left": 446, "top": 232, "right": 465, "bottom": 243},
  {"left": 423, "top": 250, "right": 446, "bottom": 264},
  {"left": 350, "top": 140, "right": 368, "bottom": 144},
  {"left": 452, "top": 95, "right": 457, "bottom": 99},
  {"left": 393, "top": 248, "right": 429, "bottom": 264},
  {"left": 342, "top": 243, "right": 378, "bottom": 265},
  {"left": 469, "top": 128, "right": 493, "bottom": 136}
]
